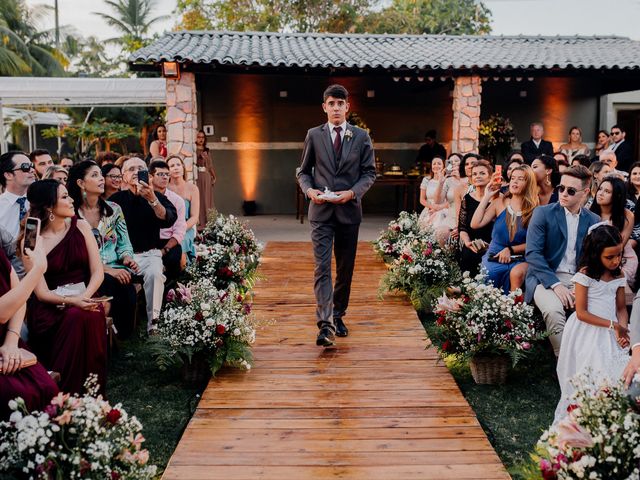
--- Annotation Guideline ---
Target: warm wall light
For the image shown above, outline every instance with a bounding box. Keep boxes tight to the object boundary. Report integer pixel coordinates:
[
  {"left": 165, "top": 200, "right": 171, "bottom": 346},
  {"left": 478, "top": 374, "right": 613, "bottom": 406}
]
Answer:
[
  {"left": 279, "top": 90, "right": 288, "bottom": 98},
  {"left": 367, "top": 90, "right": 375, "bottom": 98},
  {"left": 162, "top": 61, "right": 180, "bottom": 79}
]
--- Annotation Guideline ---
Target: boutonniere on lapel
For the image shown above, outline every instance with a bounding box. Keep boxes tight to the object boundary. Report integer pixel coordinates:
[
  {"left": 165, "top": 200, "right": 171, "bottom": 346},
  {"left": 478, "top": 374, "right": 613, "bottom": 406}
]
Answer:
[{"left": 344, "top": 129, "right": 353, "bottom": 142}]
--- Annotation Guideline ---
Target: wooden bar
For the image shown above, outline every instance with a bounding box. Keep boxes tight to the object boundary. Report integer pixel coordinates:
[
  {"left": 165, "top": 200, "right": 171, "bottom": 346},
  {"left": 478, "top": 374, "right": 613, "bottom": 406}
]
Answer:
[{"left": 161, "top": 242, "right": 510, "bottom": 480}]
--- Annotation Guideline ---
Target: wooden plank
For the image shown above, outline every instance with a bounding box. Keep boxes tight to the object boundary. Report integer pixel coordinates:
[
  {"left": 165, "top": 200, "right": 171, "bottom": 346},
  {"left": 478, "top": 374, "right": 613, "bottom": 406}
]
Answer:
[{"left": 161, "top": 242, "right": 509, "bottom": 480}]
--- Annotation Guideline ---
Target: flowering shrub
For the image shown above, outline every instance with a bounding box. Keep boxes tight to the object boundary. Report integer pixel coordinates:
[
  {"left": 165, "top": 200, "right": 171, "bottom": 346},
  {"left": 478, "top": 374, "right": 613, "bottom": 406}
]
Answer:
[
  {"left": 429, "top": 272, "right": 546, "bottom": 365},
  {"left": 154, "top": 278, "right": 255, "bottom": 376},
  {"left": 479, "top": 114, "right": 517, "bottom": 160},
  {"left": 0, "top": 376, "right": 156, "bottom": 480},
  {"left": 379, "top": 233, "right": 460, "bottom": 311},
  {"left": 192, "top": 212, "right": 263, "bottom": 292},
  {"left": 373, "top": 211, "right": 426, "bottom": 263},
  {"left": 534, "top": 373, "right": 640, "bottom": 480}
]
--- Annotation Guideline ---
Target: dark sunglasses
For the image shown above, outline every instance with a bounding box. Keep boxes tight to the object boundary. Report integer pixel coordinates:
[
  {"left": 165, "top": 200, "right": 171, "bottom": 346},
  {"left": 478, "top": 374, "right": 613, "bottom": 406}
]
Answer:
[
  {"left": 12, "top": 162, "right": 34, "bottom": 173},
  {"left": 558, "top": 185, "right": 579, "bottom": 196},
  {"left": 611, "top": 131, "right": 621, "bottom": 135}
]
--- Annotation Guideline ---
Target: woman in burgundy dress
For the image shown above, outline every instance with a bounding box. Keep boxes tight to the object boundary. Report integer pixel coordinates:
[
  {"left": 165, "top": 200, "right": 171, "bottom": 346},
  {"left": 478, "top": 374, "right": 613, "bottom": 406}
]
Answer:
[
  {"left": 0, "top": 238, "right": 58, "bottom": 419},
  {"left": 25, "top": 180, "right": 107, "bottom": 395}
]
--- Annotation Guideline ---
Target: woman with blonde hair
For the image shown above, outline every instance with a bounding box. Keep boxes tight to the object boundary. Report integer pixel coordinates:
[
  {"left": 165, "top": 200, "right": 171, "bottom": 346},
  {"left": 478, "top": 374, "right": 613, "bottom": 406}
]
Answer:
[
  {"left": 471, "top": 164, "right": 539, "bottom": 293},
  {"left": 42, "top": 165, "right": 68, "bottom": 184},
  {"left": 166, "top": 155, "right": 200, "bottom": 264},
  {"left": 559, "top": 126, "right": 590, "bottom": 162}
]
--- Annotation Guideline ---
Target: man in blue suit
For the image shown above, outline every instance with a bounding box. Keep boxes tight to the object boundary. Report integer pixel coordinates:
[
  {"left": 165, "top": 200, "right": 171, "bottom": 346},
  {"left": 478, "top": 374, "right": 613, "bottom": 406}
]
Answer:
[{"left": 525, "top": 165, "right": 600, "bottom": 356}]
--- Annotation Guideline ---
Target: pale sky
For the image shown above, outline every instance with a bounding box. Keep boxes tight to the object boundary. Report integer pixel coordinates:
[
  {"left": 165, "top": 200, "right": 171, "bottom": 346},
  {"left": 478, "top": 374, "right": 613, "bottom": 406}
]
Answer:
[{"left": 26, "top": 0, "right": 640, "bottom": 44}]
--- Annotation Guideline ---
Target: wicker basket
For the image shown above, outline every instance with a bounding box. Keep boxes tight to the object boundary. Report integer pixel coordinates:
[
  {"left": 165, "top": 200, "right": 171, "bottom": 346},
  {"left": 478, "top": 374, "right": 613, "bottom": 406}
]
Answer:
[
  {"left": 469, "top": 355, "right": 509, "bottom": 385},
  {"left": 181, "top": 353, "right": 212, "bottom": 385}
]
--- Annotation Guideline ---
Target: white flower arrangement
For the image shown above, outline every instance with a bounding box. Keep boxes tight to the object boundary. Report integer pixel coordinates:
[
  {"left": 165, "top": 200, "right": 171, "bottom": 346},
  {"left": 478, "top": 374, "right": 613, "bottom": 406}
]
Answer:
[
  {"left": 535, "top": 372, "right": 640, "bottom": 480},
  {"left": 0, "top": 375, "right": 156, "bottom": 480},
  {"left": 373, "top": 211, "right": 427, "bottom": 263}
]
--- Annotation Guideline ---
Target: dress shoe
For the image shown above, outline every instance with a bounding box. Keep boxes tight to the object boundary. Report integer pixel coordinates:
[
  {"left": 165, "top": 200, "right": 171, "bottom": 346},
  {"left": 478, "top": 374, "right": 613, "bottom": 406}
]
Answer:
[
  {"left": 316, "top": 327, "right": 336, "bottom": 347},
  {"left": 334, "top": 318, "right": 349, "bottom": 337}
]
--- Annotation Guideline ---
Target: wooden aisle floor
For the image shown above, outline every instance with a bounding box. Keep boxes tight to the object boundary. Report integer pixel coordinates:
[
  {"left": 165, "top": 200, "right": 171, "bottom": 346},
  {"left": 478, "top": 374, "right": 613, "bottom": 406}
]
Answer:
[{"left": 162, "top": 242, "right": 511, "bottom": 480}]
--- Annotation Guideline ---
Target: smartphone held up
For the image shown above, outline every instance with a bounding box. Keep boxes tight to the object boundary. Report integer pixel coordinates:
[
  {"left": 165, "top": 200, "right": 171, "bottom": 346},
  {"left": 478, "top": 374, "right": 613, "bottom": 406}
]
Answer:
[{"left": 23, "top": 217, "right": 41, "bottom": 255}]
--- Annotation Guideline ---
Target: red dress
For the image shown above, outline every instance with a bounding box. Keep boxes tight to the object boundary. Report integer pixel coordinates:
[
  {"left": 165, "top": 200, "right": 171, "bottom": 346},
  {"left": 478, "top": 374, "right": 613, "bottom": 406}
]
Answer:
[
  {"left": 0, "top": 250, "right": 58, "bottom": 420},
  {"left": 27, "top": 217, "right": 107, "bottom": 395}
]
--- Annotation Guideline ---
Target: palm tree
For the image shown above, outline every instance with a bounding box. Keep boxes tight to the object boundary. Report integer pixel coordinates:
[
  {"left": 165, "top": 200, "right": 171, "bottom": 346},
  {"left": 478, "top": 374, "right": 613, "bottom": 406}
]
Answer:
[
  {"left": 0, "top": 0, "right": 67, "bottom": 76},
  {"left": 94, "top": 0, "right": 169, "bottom": 53}
]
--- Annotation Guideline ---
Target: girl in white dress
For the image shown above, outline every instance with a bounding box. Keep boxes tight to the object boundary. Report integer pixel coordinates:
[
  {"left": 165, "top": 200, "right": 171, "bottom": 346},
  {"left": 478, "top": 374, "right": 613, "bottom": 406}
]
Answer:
[
  {"left": 431, "top": 154, "right": 464, "bottom": 244},
  {"left": 554, "top": 224, "right": 630, "bottom": 422},
  {"left": 418, "top": 156, "right": 445, "bottom": 228}
]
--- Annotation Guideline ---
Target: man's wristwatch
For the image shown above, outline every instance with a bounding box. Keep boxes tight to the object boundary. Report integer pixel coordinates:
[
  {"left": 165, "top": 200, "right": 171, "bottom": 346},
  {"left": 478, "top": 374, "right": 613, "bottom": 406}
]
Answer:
[{"left": 148, "top": 198, "right": 159, "bottom": 207}]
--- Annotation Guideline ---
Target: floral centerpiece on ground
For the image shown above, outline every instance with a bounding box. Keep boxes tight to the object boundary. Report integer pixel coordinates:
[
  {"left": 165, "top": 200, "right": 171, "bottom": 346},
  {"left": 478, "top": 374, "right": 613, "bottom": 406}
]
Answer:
[
  {"left": 429, "top": 273, "right": 546, "bottom": 375},
  {"left": 373, "top": 211, "right": 426, "bottom": 263},
  {"left": 192, "top": 212, "right": 263, "bottom": 292},
  {"left": 0, "top": 376, "right": 156, "bottom": 480},
  {"left": 153, "top": 278, "right": 255, "bottom": 377},
  {"left": 479, "top": 114, "right": 517, "bottom": 161},
  {"left": 379, "top": 231, "right": 461, "bottom": 311},
  {"left": 533, "top": 373, "right": 640, "bottom": 480}
]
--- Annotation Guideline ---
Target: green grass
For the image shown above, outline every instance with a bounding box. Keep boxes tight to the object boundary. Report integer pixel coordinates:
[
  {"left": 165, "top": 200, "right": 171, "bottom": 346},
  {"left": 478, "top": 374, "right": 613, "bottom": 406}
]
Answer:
[
  {"left": 107, "top": 331, "right": 205, "bottom": 475},
  {"left": 419, "top": 312, "right": 559, "bottom": 479}
]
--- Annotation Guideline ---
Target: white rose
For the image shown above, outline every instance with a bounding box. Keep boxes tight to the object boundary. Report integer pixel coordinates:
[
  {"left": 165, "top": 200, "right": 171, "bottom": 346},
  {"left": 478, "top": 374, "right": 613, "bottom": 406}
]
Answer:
[{"left": 205, "top": 319, "right": 215, "bottom": 327}]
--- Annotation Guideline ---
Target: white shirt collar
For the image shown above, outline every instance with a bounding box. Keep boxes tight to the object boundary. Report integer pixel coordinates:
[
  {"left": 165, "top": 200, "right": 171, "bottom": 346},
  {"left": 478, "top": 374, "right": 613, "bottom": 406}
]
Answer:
[
  {"left": 0, "top": 191, "right": 22, "bottom": 202},
  {"left": 328, "top": 121, "right": 348, "bottom": 133},
  {"left": 563, "top": 206, "right": 580, "bottom": 219},
  {"left": 533, "top": 138, "right": 542, "bottom": 147}
]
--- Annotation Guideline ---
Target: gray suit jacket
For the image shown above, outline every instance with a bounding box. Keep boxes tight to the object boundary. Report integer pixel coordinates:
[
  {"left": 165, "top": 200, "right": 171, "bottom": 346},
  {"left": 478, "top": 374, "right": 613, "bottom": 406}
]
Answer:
[
  {"left": 631, "top": 296, "right": 640, "bottom": 348},
  {"left": 297, "top": 123, "right": 376, "bottom": 224}
]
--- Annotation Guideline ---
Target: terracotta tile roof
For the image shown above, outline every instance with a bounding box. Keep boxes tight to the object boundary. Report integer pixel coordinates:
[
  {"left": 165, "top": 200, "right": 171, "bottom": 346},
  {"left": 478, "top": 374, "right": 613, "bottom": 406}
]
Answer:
[{"left": 130, "top": 31, "right": 640, "bottom": 71}]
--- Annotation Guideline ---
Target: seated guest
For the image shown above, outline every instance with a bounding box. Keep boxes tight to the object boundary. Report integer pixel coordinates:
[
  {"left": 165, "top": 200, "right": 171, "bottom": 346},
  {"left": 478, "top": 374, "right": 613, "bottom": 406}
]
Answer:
[
  {"left": 96, "top": 151, "right": 120, "bottom": 166},
  {"left": 608, "top": 125, "right": 633, "bottom": 173},
  {"left": 571, "top": 154, "right": 591, "bottom": 169},
  {"left": 627, "top": 162, "right": 640, "bottom": 249},
  {"left": 416, "top": 130, "right": 447, "bottom": 169},
  {"left": 101, "top": 163, "right": 123, "bottom": 200},
  {"left": 458, "top": 153, "right": 479, "bottom": 194},
  {"left": 418, "top": 156, "right": 445, "bottom": 228},
  {"left": 110, "top": 157, "right": 177, "bottom": 334},
  {"left": 68, "top": 161, "right": 139, "bottom": 339},
  {"left": 554, "top": 152, "right": 570, "bottom": 173},
  {"left": 0, "top": 237, "right": 58, "bottom": 419},
  {"left": 25, "top": 180, "right": 107, "bottom": 395},
  {"left": 431, "top": 154, "right": 464, "bottom": 244},
  {"left": 167, "top": 155, "right": 200, "bottom": 265},
  {"left": 531, "top": 155, "right": 559, "bottom": 205},
  {"left": 59, "top": 157, "right": 74, "bottom": 171},
  {"left": 471, "top": 164, "right": 538, "bottom": 293},
  {"left": 521, "top": 122, "right": 554, "bottom": 164},
  {"left": 0, "top": 152, "right": 35, "bottom": 242},
  {"left": 458, "top": 160, "right": 494, "bottom": 276},
  {"left": 42, "top": 165, "right": 68, "bottom": 184},
  {"left": 149, "top": 125, "right": 168, "bottom": 159},
  {"left": 590, "top": 177, "right": 637, "bottom": 288},
  {"left": 594, "top": 130, "right": 610, "bottom": 158},
  {"left": 600, "top": 150, "right": 628, "bottom": 180},
  {"left": 525, "top": 165, "right": 600, "bottom": 356},
  {"left": 114, "top": 155, "right": 131, "bottom": 170},
  {"left": 29, "top": 149, "right": 53, "bottom": 179},
  {"left": 559, "top": 126, "right": 590, "bottom": 162},
  {"left": 149, "top": 160, "right": 186, "bottom": 281},
  {"left": 587, "top": 161, "right": 612, "bottom": 207},
  {"left": 0, "top": 225, "right": 24, "bottom": 278},
  {"left": 501, "top": 152, "right": 524, "bottom": 193}
]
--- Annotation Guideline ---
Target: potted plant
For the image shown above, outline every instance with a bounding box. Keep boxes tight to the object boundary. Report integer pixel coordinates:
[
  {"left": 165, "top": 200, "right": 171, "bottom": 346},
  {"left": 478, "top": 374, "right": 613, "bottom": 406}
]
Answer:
[
  {"left": 479, "top": 114, "right": 517, "bottom": 162},
  {"left": 0, "top": 376, "right": 157, "bottom": 479},
  {"left": 429, "top": 273, "right": 546, "bottom": 384}
]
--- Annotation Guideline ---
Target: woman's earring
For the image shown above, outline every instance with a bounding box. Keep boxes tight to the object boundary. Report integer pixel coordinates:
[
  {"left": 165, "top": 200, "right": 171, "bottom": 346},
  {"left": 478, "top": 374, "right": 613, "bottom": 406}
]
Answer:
[
  {"left": 48, "top": 210, "right": 55, "bottom": 222},
  {"left": 82, "top": 188, "right": 87, "bottom": 200}
]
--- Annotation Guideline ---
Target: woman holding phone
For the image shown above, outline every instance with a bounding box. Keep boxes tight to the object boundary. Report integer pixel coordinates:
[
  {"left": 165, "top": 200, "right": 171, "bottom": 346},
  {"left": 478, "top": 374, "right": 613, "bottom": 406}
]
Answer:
[
  {"left": 68, "top": 160, "right": 139, "bottom": 338},
  {"left": 431, "top": 153, "right": 464, "bottom": 245},
  {"left": 23, "top": 179, "right": 107, "bottom": 395},
  {"left": 0, "top": 233, "right": 58, "bottom": 419}
]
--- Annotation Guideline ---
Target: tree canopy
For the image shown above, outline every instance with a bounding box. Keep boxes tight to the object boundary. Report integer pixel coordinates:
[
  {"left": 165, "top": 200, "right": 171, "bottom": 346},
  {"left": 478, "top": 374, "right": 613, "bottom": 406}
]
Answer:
[{"left": 175, "top": 0, "right": 492, "bottom": 35}]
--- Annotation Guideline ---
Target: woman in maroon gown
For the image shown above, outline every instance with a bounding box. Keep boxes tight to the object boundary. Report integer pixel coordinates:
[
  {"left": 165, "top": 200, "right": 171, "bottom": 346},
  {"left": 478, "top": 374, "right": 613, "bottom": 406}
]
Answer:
[
  {"left": 0, "top": 234, "right": 58, "bottom": 419},
  {"left": 25, "top": 180, "right": 107, "bottom": 395}
]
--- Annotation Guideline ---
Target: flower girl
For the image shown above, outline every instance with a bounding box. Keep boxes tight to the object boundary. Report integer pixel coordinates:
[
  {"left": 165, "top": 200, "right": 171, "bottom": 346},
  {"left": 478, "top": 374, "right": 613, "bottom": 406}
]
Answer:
[{"left": 554, "top": 223, "right": 630, "bottom": 421}]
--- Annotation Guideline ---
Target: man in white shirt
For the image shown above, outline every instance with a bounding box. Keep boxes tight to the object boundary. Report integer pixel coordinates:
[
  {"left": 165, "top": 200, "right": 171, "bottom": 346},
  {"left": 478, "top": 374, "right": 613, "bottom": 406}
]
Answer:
[
  {"left": 525, "top": 166, "right": 600, "bottom": 355},
  {"left": 599, "top": 151, "right": 628, "bottom": 180},
  {"left": 520, "top": 122, "right": 554, "bottom": 164},
  {"left": 29, "top": 149, "right": 53, "bottom": 179},
  {"left": 606, "top": 125, "right": 633, "bottom": 173},
  {"left": 0, "top": 151, "right": 36, "bottom": 240}
]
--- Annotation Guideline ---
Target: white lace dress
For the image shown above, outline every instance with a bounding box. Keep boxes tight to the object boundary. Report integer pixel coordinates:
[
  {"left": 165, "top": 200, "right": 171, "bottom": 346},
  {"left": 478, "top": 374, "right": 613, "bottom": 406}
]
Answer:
[
  {"left": 554, "top": 273, "right": 630, "bottom": 422},
  {"left": 418, "top": 177, "right": 440, "bottom": 227}
]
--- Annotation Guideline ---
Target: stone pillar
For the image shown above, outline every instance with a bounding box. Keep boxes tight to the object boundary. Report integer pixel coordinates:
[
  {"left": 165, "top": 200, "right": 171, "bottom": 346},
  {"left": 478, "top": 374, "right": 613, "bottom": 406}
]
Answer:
[
  {"left": 451, "top": 76, "right": 481, "bottom": 155},
  {"left": 166, "top": 72, "right": 198, "bottom": 181}
]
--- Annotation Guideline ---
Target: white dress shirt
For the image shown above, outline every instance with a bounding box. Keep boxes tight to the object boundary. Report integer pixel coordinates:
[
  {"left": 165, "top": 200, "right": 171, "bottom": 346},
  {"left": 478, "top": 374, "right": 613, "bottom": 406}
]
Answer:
[
  {"left": 556, "top": 207, "right": 580, "bottom": 276},
  {"left": 0, "top": 191, "right": 29, "bottom": 240},
  {"left": 328, "top": 121, "right": 347, "bottom": 145},
  {"left": 533, "top": 139, "right": 542, "bottom": 148},
  {"left": 608, "top": 139, "right": 625, "bottom": 152}
]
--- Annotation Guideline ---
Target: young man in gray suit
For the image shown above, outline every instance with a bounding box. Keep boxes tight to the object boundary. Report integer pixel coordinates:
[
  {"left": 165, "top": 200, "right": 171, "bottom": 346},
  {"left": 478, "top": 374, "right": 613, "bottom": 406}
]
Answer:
[
  {"left": 297, "top": 84, "right": 376, "bottom": 347},
  {"left": 623, "top": 298, "right": 640, "bottom": 386}
]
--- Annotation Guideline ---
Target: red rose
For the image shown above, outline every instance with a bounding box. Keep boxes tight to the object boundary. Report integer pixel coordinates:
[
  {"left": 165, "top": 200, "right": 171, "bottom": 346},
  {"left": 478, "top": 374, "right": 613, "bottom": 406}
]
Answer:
[
  {"left": 215, "top": 339, "right": 224, "bottom": 348},
  {"left": 195, "top": 311, "right": 204, "bottom": 321},
  {"left": 111, "top": 472, "right": 121, "bottom": 480},
  {"left": 504, "top": 319, "right": 513, "bottom": 330},
  {"left": 106, "top": 409, "right": 121, "bottom": 425},
  {"left": 463, "top": 296, "right": 470, "bottom": 303},
  {"left": 436, "top": 316, "right": 445, "bottom": 326},
  {"left": 514, "top": 294, "right": 524, "bottom": 304},
  {"left": 216, "top": 324, "right": 226, "bottom": 335},
  {"left": 566, "top": 404, "right": 579, "bottom": 413},
  {"left": 442, "top": 340, "right": 451, "bottom": 352}
]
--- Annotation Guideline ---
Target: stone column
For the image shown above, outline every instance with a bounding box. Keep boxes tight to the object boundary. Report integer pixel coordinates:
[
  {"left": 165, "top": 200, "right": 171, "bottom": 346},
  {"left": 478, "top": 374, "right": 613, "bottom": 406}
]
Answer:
[
  {"left": 166, "top": 71, "right": 198, "bottom": 181},
  {"left": 451, "top": 76, "right": 481, "bottom": 155}
]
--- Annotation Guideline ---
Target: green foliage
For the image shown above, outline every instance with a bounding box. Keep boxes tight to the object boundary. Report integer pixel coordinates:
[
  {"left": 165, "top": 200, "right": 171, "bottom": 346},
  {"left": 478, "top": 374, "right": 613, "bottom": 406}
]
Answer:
[
  {"left": 175, "top": 0, "right": 492, "bottom": 35},
  {"left": 41, "top": 119, "right": 137, "bottom": 155}
]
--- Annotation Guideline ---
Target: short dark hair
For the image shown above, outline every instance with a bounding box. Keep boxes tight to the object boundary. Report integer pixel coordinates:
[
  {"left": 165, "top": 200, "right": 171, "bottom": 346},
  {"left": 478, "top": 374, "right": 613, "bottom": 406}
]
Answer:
[
  {"left": 148, "top": 160, "right": 169, "bottom": 175},
  {"left": 0, "top": 151, "right": 29, "bottom": 188},
  {"left": 323, "top": 84, "right": 348, "bottom": 101},
  {"left": 571, "top": 154, "right": 590, "bottom": 168},
  {"left": 611, "top": 124, "right": 625, "bottom": 134},
  {"left": 425, "top": 130, "right": 437, "bottom": 140},
  {"left": 29, "top": 149, "right": 50, "bottom": 162},
  {"left": 96, "top": 151, "right": 120, "bottom": 165},
  {"left": 561, "top": 164, "right": 592, "bottom": 188}
]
